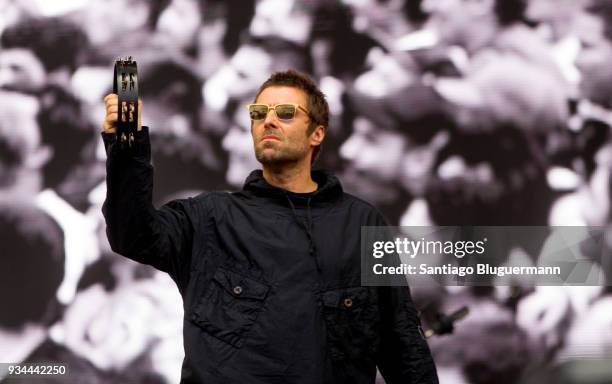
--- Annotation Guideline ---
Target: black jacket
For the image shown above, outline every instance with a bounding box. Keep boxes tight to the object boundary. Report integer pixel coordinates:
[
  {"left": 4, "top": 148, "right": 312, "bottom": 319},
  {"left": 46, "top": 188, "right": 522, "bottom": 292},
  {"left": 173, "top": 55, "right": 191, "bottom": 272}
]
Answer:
[{"left": 102, "top": 127, "right": 438, "bottom": 384}]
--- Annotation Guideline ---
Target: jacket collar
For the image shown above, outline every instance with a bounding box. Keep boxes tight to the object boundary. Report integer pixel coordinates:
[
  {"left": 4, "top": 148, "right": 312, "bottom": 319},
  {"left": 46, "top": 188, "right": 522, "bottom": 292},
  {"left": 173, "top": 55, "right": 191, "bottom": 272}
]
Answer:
[{"left": 242, "top": 169, "right": 343, "bottom": 203}]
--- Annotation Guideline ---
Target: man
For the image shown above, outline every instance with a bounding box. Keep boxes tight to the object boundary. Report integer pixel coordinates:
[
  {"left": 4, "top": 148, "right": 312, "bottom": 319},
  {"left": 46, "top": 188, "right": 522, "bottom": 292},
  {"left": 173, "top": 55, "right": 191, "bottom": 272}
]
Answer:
[
  {"left": 1, "top": 17, "right": 102, "bottom": 213},
  {"left": 340, "top": 115, "right": 412, "bottom": 224},
  {"left": 525, "top": 0, "right": 589, "bottom": 89},
  {"left": 344, "top": 0, "right": 569, "bottom": 226},
  {"left": 221, "top": 98, "right": 262, "bottom": 188},
  {"left": 0, "top": 200, "right": 169, "bottom": 384},
  {"left": 429, "top": 301, "right": 535, "bottom": 384},
  {"left": 137, "top": 59, "right": 225, "bottom": 205},
  {"left": 340, "top": 0, "right": 427, "bottom": 50},
  {"left": 0, "top": 17, "right": 88, "bottom": 93},
  {"left": 0, "top": 200, "right": 107, "bottom": 384},
  {"left": 0, "top": 91, "right": 49, "bottom": 200},
  {"left": 547, "top": 0, "right": 612, "bottom": 233},
  {"left": 575, "top": 0, "right": 612, "bottom": 111},
  {"left": 416, "top": 0, "right": 569, "bottom": 226},
  {"left": 102, "top": 70, "right": 438, "bottom": 383},
  {"left": 547, "top": 0, "right": 612, "bottom": 229},
  {"left": 566, "top": 0, "right": 612, "bottom": 285},
  {"left": 420, "top": 0, "right": 569, "bottom": 136},
  {"left": 0, "top": 201, "right": 65, "bottom": 369},
  {"left": 340, "top": 112, "right": 448, "bottom": 226},
  {"left": 0, "top": 90, "right": 99, "bottom": 306}
]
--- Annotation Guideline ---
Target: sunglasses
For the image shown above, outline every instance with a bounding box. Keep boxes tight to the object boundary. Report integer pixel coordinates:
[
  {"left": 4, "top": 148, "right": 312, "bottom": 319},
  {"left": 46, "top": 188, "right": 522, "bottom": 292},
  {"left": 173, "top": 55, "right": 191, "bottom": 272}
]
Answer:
[{"left": 247, "top": 103, "right": 310, "bottom": 121}]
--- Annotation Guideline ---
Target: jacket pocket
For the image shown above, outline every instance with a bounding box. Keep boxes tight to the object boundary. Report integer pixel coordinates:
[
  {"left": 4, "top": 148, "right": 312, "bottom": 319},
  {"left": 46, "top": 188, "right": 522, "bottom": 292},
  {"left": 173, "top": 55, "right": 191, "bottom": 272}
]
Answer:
[
  {"left": 190, "top": 267, "right": 270, "bottom": 348},
  {"left": 322, "top": 286, "right": 380, "bottom": 361}
]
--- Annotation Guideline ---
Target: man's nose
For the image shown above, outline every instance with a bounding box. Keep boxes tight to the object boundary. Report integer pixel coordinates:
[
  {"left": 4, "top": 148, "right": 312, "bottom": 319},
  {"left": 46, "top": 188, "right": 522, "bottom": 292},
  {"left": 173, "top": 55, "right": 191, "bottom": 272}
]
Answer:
[{"left": 263, "top": 107, "right": 280, "bottom": 128}]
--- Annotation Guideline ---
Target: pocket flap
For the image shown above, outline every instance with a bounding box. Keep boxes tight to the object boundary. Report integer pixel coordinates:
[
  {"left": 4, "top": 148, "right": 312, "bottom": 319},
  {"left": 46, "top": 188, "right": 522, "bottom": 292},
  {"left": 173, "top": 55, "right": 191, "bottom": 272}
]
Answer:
[{"left": 212, "top": 268, "right": 270, "bottom": 300}]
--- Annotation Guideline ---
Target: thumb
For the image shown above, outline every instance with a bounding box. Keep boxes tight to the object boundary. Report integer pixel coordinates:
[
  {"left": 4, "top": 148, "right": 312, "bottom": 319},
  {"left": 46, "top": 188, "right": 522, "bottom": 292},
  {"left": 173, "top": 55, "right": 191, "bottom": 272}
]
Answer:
[{"left": 137, "top": 98, "right": 143, "bottom": 131}]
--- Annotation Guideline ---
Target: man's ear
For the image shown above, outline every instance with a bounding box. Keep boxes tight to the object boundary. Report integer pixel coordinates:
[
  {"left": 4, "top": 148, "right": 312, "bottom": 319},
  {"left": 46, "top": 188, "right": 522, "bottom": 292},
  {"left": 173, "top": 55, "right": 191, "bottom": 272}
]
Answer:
[{"left": 310, "top": 125, "right": 326, "bottom": 147}]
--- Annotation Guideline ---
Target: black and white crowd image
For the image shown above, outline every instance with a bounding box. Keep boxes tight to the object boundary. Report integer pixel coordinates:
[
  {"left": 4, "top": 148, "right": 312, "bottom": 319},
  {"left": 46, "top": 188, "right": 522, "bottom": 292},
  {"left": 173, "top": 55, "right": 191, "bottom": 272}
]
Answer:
[{"left": 1, "top": 0, "right": 612, "bottom": 382}]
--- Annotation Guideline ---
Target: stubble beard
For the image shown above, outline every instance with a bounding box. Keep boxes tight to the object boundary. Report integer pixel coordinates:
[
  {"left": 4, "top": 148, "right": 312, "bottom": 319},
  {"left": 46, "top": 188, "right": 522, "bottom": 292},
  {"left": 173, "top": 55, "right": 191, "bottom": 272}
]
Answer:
[{"left": 255, "top": 141, "right": 307, "bottom": 166}]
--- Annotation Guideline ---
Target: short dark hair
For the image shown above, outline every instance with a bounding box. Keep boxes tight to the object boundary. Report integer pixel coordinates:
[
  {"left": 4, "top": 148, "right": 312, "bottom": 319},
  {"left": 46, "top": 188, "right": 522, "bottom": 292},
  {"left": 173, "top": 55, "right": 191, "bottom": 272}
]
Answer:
[
  {"left": 493, "top": 0, "right": 526, "bottom": 26},
  {"left": 0, "top": 17, "right": 89, "bottom": 73},
  {"left": 254, "top": 70, "right": 329, "bottom": 164},
  {"left": 586, "top": 0, "right": 612, "bottom": 42},
  {"left": 140, "top": 59, "right": 202, "bottom": 122},
  {"left": 0, "top": 201, "right": 65, "bottom": 329},
  {"left": 431, "top": 318, "right": 535, "bottom": 384},
  {"left": 37, "top": 85, "right": 96, "bottom": 191}
]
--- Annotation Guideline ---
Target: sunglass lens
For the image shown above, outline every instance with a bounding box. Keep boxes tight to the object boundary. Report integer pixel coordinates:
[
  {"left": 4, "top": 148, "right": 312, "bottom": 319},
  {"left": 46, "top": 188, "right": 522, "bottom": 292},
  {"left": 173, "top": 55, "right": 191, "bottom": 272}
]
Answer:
[
  {"left": 275, "top": 104, "right": 296, "bottom": 120},
  {"left": 249, "top": 105, "right": 268, "bottom": 120}
]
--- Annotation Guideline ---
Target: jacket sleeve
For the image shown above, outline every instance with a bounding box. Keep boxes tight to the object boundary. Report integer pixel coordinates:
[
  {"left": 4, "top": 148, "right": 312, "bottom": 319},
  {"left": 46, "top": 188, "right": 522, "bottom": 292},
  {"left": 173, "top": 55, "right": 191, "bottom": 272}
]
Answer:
[
  {"left": 101, "top": 127, "right": 198, "bottom": 290},
  {"left": 376, "top": 284, "right": 439, "bottom": 384},
  {"left": 371, "top": 213, "right": 439, "bottom": 384}
]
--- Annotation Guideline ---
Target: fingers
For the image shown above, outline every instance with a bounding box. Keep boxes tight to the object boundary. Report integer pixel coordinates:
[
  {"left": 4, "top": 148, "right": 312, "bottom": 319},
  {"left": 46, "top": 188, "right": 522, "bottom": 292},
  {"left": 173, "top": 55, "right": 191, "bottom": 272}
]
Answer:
[
  {"left": 103, "top": 112, "right": 117, "bottom": 134},
  {"left": 102, "top": 93, "right": 118, "bottom": 133},
  {"left": 102, "top": 94, "right": 143, "bottom": 133},
  {"left": 104, "top": 95, "right": 118, "bottom": 111},
  {"left": 137, "top": 98, "right": 142, "bottom": 131},
  {"left": 103, "top": 93, "right": 118, "bottom": 105}
]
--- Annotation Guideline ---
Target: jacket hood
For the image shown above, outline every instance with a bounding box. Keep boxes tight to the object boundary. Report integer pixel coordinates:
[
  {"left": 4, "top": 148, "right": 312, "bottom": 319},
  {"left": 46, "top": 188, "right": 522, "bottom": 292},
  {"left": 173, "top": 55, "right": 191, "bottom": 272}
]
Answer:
[
  {"left": 243, "top": 169, "right": 343, "bottom": 273},
  {"left": 242, "top": 169, "right": 343, "bottom": 203}
]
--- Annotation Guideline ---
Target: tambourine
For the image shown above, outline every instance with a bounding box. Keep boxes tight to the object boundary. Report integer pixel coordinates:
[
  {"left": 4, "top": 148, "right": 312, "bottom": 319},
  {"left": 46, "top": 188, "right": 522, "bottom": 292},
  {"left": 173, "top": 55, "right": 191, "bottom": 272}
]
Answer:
[{"left": 113, "top": 57, "right": 138, "bottom": 147}]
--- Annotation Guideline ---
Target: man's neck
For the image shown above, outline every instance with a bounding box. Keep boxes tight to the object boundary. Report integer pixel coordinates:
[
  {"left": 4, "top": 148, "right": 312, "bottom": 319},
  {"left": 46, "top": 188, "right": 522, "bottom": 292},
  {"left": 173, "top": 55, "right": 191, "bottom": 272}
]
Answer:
[{"left": 262, "top": 162, "right": 318, "bottom": 193}]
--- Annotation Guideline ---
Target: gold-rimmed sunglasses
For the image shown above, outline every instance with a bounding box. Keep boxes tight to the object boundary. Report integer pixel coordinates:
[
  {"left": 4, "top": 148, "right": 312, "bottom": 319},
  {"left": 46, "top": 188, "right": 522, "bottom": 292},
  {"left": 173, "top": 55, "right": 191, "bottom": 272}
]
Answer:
[{"left": 247, "top": 103, "right": 310, "bottom": 121}]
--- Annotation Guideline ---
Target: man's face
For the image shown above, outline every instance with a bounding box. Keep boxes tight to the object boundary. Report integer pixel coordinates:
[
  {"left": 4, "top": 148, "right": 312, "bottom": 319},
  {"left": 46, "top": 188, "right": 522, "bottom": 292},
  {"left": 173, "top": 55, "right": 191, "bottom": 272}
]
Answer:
[
  {"left": 81, "top": 0, "right": 149, "bottom": 45},
  {"left": 0, "top": 91, "right": 42, "bottom": 164},
  {"left": 339, "top": 117, "right": 406, "bottom": 204},
  {"left": 576, "top": 11, "right": 612, "bottom": 107},
  {"left": 251, "top": 86, "right": 316, "bottom": 166},
  {"left": 250, "top": 0, "right": 313, "bottom": 45},
  {"left": 422, "top": 0, "right": 473, "bottom": 46},
  {"left": 223, "top": 101, "right": 260, "bottom": 187},
  {"left": 0, "top": 91, "right": 48, "bottom": 194},
  {"left": 342, "top": 0, "right": 404, "bottom": 33},
  {"left": 0, "top": 48, "right": 46, "bottom": 92}
]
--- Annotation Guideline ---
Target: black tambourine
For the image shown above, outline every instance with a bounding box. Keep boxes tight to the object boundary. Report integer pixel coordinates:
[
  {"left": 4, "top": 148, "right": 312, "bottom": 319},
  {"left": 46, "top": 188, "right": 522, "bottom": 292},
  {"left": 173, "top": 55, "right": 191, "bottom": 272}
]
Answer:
[{"left": 113, "top": 57, "right": 139, "bottom": 147}]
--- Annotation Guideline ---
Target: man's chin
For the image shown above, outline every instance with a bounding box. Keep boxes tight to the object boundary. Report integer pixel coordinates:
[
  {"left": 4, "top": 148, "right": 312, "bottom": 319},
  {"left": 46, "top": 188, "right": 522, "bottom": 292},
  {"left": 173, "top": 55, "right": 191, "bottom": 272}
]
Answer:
[
  {"left": 256, "top": 147, "right": 306, "bottom": 166},
  {"left": 256, "top": 147, "right": 278, "bottom": 162},
  {"left": 256, "top": 152, "right": 290, "bottom": 166}
]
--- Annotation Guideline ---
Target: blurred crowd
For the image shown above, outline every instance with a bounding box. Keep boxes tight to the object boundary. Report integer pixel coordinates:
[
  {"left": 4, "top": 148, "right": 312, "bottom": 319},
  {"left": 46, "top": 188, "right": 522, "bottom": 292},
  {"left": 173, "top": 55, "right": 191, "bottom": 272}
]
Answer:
[{"left": 1, "top": 0, "right": 611, "bottom": 383}]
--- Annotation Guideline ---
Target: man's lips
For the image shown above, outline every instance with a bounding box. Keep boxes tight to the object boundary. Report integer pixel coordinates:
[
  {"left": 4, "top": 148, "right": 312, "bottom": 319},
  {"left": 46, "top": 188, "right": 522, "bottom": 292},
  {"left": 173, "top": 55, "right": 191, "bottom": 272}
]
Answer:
[{"left": 262, "top": 135, "right": 280, "bottom": 141}]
